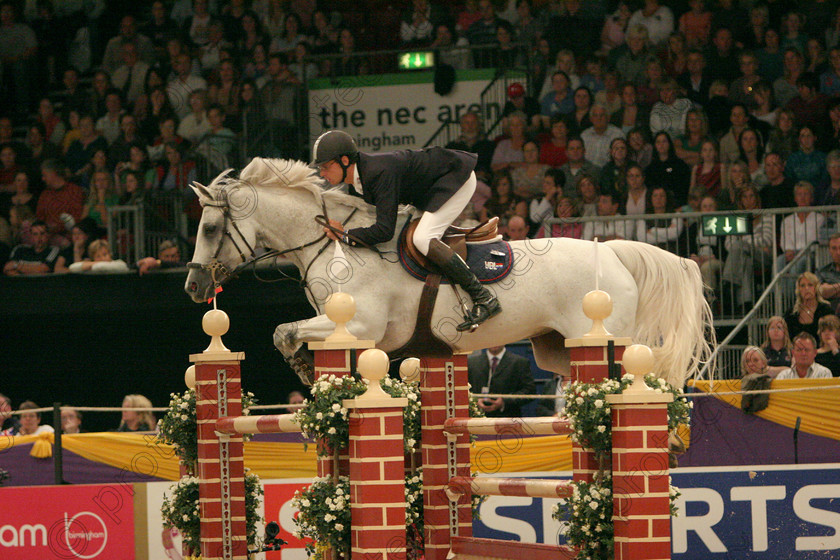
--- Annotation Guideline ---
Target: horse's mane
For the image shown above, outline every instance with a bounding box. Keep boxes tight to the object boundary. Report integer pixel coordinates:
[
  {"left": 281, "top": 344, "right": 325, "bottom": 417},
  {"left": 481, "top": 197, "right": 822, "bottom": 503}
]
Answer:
[{"left": 234, "top": 157, "right": 378, "bottom": 214}]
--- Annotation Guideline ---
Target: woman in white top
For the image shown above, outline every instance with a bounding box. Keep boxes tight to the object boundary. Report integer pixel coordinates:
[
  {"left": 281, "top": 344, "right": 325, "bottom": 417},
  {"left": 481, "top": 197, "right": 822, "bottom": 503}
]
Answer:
[
  {"left": 16, "top": 401, "right": 54, "bottom": 436},
  {"left": 635, "top": 186, "right": 683, "bottom": 252},
  {"left": 623, "top": 163, "right": 648, "bottom": 215}
]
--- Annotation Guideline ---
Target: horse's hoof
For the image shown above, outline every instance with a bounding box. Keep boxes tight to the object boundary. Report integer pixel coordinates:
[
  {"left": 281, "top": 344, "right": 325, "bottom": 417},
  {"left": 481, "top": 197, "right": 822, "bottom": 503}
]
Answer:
[{"left": 287, "top": 347, "right": 315, "bottom": 385}]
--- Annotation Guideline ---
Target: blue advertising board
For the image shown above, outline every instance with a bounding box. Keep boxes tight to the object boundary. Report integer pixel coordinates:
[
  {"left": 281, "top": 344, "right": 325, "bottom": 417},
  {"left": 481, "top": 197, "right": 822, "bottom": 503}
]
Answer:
[{"left": 472, "top": 464, "right": 840, "bottom": 559}]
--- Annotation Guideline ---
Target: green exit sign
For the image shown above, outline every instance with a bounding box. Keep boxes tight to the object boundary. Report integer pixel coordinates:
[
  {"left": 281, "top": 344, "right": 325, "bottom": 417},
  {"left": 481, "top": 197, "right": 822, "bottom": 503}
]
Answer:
[
  {"left": 398, "top": 51, "right": 434, "bottom": 70},
  {"left": 702, "top": 214, "right": 753, "bottom": 236}
]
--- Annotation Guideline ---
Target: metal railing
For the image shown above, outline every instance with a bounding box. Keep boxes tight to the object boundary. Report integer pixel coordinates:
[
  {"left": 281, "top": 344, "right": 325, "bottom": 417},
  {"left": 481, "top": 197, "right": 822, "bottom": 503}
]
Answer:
[{"left": 107, "top": 191, "right": 193, "bottom": 263}]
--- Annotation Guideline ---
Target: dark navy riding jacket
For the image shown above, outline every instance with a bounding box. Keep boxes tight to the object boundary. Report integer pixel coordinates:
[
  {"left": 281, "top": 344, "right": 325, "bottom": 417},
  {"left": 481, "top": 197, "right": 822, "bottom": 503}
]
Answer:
[{"left": 344, "top": 147, "right": 477, "bottom": 247}]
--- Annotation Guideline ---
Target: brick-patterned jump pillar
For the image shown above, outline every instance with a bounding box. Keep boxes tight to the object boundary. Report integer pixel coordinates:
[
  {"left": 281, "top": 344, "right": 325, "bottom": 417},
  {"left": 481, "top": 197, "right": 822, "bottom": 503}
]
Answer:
[
  {"left": 606, "top": 344, "right": 673, "bottom": 560},
  {"left": 308, "top": 292, "right": 375, "bottom": 480},
  {"left": 419, "top": 353, "right": 472, "bottom": 560},
  {"left": 345, "top": 349, "right": 408, "bottom": 560},
  {"left": 564, "top": 289, "right": 631, "bottom": 484},
  {"left": 190, "top": 308, "right": 248, "bottom": 560}
]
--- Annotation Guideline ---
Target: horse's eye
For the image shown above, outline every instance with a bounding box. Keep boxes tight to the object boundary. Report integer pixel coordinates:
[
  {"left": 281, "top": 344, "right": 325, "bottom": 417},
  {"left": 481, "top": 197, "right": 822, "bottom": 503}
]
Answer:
[{"left": 204, "top": 224, "right": 217, "bottom": 235}]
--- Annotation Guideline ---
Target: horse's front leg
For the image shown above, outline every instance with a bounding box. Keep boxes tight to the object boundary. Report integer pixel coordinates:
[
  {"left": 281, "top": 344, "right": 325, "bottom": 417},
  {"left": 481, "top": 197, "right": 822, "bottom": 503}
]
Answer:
[{"left": 274, "top": 315, "right": 339, "bottom": 385}]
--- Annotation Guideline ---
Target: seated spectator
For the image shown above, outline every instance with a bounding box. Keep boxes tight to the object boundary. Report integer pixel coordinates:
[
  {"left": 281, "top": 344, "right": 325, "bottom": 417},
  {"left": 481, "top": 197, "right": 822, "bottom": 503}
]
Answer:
[
  {"left": 785, "top": 272, "right": 834, "bottom": 342},
  {"left": 68, "top": 239, "right": 130, "bottom": 273},
  {"left": 646, "top": 131, "right": 691, "bottom": 205},
  {"left": 628, "top": 0, "right": 673, "bottom": 47},
  {"left": 637, "top": 59, "right": 665, "bottom": 107},
  {"left": 96, "top": 89, "right": 126, "bottom": 146},
  {"left": 568, "top": 87, "right": 594, "bottom": 136},
  {"left": 729, "top": 52, "right": 762, "bottom": 108},
  {"left": 36, "top": 161, "right": 84, "bottom": 246},
  {"left": 287, "top": 391, "right": 305, "bottom": 406},
  {"left": 818, "top": 233, "right": 840, "bottom": 310},
  {"left": 635, "top": 186, "right": 683, "bottom": 252},
  {"left": 491, "top": 112, "right": 528, "bottom": 173},
  {"left": 64, "top": 115, "right": 108, "bottom": 178},
  {"left": 776, "top": 332, "right": 833, "bottom": 379},
  {"left": 109, "top": 115, "right": 142, "bottom": 164},
  {"left": 61, "top": 407, "right": 83, "bottom": 434},
  {"left": 25, "top": 123, "right": 61, "bottom": 172},
  {"left": 600, "top": 1, "right": 632, "bottom": 55},
  {"left": 677, "top": 49, "right": 711, "bottom": 107},
  {"left": 580, "top": 104, "right": 624, "bottom": 168},
  {"left": 203, "top": 105, "right": 237, "bottom": 158},
  {"left": 156, "top": 142, "right": 197, "bottom": 192},
  {"left": 761, "top": 315, "right": 793, "bottom": 376},
  {"left": 719, "top": 104, "right": 751, "bottom": 164},
  {"left": 9, "top": 172, "right": 36, "bottom": 215},
  {"left": 538, "top": 116, "right": 569, "bottom": 168},
  {"left": 505, "top": 215, "right": 530, "bottom": 241},
  {"left": 575, "top": 174, "right": 600, "bottom": 216},
  {"left": 14, "top": 401, "right": 54, "bottom": 436},
  {"left": 583, "top": 191, "right": 632, "bottom": 241},
  {"left": 704, "top": 26, "right": 739, "bottom": 84},
  {"left": 622, "top": 163, "right": 648, "bottom": 215},
  {"left": 775, "top": 48, "right": 805, "bottom": 108},
  {"left": 271, "top": 13, "right": 310, "bottom": 54},
  {"left": 741, "top": 346, "right": 769, "bottom": 377},
  {"left": 599, "top": 137, "right": 630, "bottom": 197},
  {"left": 818, "top": 150, "right": 840, "bottom": 205},
  {"left": 102, "top": 15, "right": 155, "bottom": 74},
  {"left": 149, "top": 118, "right": 186, "bottom": 163},
  {"left": 139, "top": 88, "right": 177, "bottom": 145},
  {"left": 0, "top": 145, "right": 21, "bottom": 195},
  {"left": 492, "top": 20, "right": 525, "bottom": 70},
  {"left": 690, "top": 140, "right": 723, "bottom": 200},
  {"left": 117, "top": 394, "right": 157, "bottom": 432},
  {"left": 177, "top": 89, "right": 211, "bottom": 144},
  {"left": 786, "top": 73, "right": 829, "bottom": 134},
  {"left": 539, "top": 71, "right": 574, "bottom": 128},
  {"left": 615, "top": 25, "right": 657, "bottom": 87},
  {"left": 0, "top": 393, "right": 18, "bottom": 434},
  {"left": 675, "top": 109, "right": 709, "bottom": 167},
  {"left": 82, "top": 171, "right": 120, "bottom": 227},
  {"left": 167, "top": 53, "right": 208, "bottom": 119},
  {"left": 111, "top": 43, "right": 151, "bottom": 106},
  {"left": 511, "top": 141, "right": 550, "bottom": 200},
  {"left": 611, "top": 83, "right": 649, "bottom": 135},
  {"left": 116, "top": 143, "right": 156, "bottom": 191},
  {"left": 479, "top": 171, "right": 526, "bottom": 223},
  {"left": 820, "top": 46, "right": 840, "bottom": 96},
  {"left": 117, "top": 171, "right": 146, "bottom": 207},
  {"left": 536, "top": 372, "right": 568, "bottom": 417},
  {"left": 8, "top": 204, "right": 34, "bottom": 247},
  {"left": 627, "top": 127, "right": 653, "bottom": 169},
  {"left": 36, "top": 98, "right": 66, "bottom": 147},
  {"left": 199, "top": 20, "right": 232, "bottom": 73},
  {"left": 765, "top": 109, "right": 798, "bottom": 160},
  {"left": 704, "top": 80, "right": 732, "bottom": 138},
  {"left": 502, "top": 82, "right": 541, "bottom": 133},
  {"left": 535, "top": 196, "right": 583, "bottom": 239},
  {"left": 760, "top": 152, "right": 795, "bottom": 209},
  {"left": 137, "top": 239, "right": 185, "bottom": 275},
  {"left": 751, "top": 80, "right": 779, "bottom": 128},
  {"left": 529, "top": 169, "right": 564, "bottom": 227},
  {"left": 777, "top": 183, "right": 825, "bottom": 290},
  {"left": 816, "top": 314, "right": 840, "bottom": 377},
  {"left": 467, "top": 345, "right": 535, "bottom": 417},
  {"left": 430, "top": 22, "right": 471, "bottom": 71},
  {"left": 738, "top": 128, "right": 768, "bottom": 189},
  {"left": 445, "top": 111, "right": 495, "bottom": 178},
  {"left": 781, "top": 11, "right": 808, "bottom": 57},
  {"left": 721, "top": 186, "right": 774, "bottom": 310},
  {"left": 594, "top": 71, "right": 622, "bottom": 116},
  {"left": 787, "top": 126, "right": 829, "bottom": 186},
  {"left": 57, "top": 217, "right": 103, "bottom": 272},
  {"left": 806, "top": 38, "right": 829, "bottom": 79},
  {"left": 560, "top": 137, "right": 600, "bottom": 198},
  {"left": 288, "top": 41, "right": 319, "bottom": 83}
]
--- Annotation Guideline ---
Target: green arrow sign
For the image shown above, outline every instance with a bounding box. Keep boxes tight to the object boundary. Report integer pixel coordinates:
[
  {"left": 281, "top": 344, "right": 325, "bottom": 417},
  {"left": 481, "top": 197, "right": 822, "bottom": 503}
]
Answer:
[
  {"left": 702, "top": 214, "right": 753, "bottom": 236},
  {"left": 398, "top": 51, "right": 435, "bottom": 70}
]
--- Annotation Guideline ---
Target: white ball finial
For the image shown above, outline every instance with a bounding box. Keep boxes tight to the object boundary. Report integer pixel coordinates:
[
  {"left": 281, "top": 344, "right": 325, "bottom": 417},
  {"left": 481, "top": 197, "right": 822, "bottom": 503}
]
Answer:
[
  {"left": 185, "top": 365, "right": 196, "bottom": 389},
  {"left": 203, "top": 309, "right": 231, "bottom": 352},
  {"left": 399, "top": 358, "right": 421, "bottom": 383},
  {"left": 582, "top": 289, "right": 613, "bottom": 337},
  {"left": 324, "top": 292, "right": 358, "bottom": 342},
  {"left": 622, "top": 344, "right": 655, "bottom": 393},
  {"left": 357, "top": 349, "right": 390, "bottom": 399}
]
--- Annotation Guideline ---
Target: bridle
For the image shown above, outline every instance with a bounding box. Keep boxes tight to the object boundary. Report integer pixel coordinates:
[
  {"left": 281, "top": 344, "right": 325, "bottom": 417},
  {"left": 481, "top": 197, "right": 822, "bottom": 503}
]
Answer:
[{"left": 186, "top": 195, "right": 359, "bottom": 309}]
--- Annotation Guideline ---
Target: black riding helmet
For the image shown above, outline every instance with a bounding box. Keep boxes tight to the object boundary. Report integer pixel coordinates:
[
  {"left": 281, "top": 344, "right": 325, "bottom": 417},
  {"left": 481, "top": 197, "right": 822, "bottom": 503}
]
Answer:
[{"left": 312, "top": 130, "right": 359, "bottom": 169}]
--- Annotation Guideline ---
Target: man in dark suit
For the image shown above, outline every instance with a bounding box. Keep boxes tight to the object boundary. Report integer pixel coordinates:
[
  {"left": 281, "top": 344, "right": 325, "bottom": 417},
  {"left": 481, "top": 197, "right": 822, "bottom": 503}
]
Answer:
[
  {"left": 314, "top": 130, "right": 501, "bottom": 332},
  {"left": 468, "top": 346, "right": 535, "bottom": 417}
]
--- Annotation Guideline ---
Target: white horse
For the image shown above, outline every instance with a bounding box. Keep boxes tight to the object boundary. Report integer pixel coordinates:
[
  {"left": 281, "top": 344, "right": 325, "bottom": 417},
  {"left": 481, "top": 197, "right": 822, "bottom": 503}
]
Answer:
[{"left": 185, "top": 158, "right": 714, "bottom": 388}]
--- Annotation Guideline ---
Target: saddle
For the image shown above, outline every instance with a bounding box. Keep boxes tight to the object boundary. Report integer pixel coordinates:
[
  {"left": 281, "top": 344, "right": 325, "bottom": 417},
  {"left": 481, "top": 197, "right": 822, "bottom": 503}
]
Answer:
[
  {"left": 391, "top": 217, "right": 503, "bottom": 361},
  {"left": 399, "top": 217, "right": 500, "bottom": 271}
]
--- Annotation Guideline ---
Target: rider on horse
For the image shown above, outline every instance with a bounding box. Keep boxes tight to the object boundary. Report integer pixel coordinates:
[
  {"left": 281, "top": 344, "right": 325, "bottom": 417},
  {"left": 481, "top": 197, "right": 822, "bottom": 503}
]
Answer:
[{"left": 312, "top": 129, "right": 501, "bottom": 332}]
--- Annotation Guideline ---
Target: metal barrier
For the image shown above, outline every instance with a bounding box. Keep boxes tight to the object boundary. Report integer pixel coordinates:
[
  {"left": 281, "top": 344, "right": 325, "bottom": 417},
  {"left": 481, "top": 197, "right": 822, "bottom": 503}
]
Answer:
[{"left": 107, "top": 205, "right": 144, "bottom": 264}]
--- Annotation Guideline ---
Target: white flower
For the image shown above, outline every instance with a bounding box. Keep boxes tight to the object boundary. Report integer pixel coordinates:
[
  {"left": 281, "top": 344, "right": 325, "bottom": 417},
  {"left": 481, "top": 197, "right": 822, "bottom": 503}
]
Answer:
[
  {"left": 301, "top": 499, "right": 310, "bottom": 507},
  {"left": 597, "top": 425, "right": 606, "bottom": 433},
  {"left": 335, "top": 523, "right": 344, "bottom": 531},
  {"left": 328, "top": 427, "right": 337, "bottom": 434},
  {"left": 324, "top": 513, "right": 335, "bottom": 522},
  {"left": 589, "top": 501, "right": 598, "bottom": 510},
  {"left": 332, "top": 403, "right": 341, "bottom": 412},
  {"left": 316, "top": 412, "right": 323, "bottom": 420},
  {"left": 575, "top": 397, "right": 584, "bottom": 405},
  {"left": 340, "top": 407, "right": 348, "bottom": 416},
  {"left": 180, "top": 414, "right": 188, "bottom": 421},
  {"left": 587, "top": 388, "right": 597, "bottom": 396},
  {"left": 594, "top": 399, "right": 603, "bottom": 408}
]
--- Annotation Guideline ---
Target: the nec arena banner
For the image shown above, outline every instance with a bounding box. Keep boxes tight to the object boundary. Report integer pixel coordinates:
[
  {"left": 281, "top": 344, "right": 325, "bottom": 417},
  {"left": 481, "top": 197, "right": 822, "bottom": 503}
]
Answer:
[
  {"left": 472, "top": 464, "right": 840, "bottom": 559},
  {"left": 307, "top": 69, "right": 523, "bottom": 152}
]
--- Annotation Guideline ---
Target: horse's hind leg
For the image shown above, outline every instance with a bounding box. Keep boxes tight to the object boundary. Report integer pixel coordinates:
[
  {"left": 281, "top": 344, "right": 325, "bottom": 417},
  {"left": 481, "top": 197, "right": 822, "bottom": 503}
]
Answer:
[{"left": 529, "top": 331, "right": 569, "bottom": 375}]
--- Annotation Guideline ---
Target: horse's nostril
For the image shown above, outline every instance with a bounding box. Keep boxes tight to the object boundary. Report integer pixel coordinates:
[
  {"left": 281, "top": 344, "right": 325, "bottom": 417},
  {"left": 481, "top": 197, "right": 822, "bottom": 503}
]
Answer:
[{"left": 188, "top": 282, "right": 198, "bottom": 293}]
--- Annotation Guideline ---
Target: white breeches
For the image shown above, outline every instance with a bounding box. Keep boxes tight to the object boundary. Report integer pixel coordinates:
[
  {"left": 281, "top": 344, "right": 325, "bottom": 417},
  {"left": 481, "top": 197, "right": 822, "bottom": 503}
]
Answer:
[{"left": 412, "top": 171, "right": 477, "bottom": 256}]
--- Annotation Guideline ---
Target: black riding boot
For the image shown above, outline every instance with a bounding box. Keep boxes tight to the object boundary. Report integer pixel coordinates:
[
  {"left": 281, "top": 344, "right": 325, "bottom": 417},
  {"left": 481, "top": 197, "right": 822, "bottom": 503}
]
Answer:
[{"left": 426, "top": 238, "right": 502, "bottom": 332}]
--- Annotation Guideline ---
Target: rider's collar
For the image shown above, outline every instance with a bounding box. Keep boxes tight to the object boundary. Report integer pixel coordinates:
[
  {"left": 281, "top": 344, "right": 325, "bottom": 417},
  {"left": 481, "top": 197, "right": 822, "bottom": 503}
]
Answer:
[{"left": 351, "top": 166, "right": 363, "bottom": 195}]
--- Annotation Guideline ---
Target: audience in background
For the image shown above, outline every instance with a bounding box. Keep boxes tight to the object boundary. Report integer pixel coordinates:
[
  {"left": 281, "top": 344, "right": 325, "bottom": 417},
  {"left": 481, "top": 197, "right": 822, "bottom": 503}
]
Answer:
[{"left": 117, "top": 394, "right": 157, "bottom": 432}]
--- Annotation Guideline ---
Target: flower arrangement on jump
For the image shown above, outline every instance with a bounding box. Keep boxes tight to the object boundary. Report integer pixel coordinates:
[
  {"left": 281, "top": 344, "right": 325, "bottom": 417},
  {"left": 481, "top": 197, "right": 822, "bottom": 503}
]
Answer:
[
  {"left": 292, "top": 372, "right": 484, "bottom": 560},
  {"left": 157, "top": 388, "right": 263, "bottom": 556},
  {"left": 553, "top": 373, "right": 690, "bottom": 560}
]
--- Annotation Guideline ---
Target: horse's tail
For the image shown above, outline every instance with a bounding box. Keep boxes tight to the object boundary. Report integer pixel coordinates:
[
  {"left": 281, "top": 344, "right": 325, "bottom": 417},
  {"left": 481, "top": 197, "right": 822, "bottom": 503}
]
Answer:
[{"left": 605, "top": 239, "right": 715, "bottom": 387}]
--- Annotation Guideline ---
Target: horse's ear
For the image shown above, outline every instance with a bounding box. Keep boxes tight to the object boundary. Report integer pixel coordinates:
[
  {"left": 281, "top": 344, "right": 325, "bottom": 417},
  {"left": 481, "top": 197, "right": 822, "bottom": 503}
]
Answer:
[{"left": 191, "top": 182, "right": 213, "bottom": 206}]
